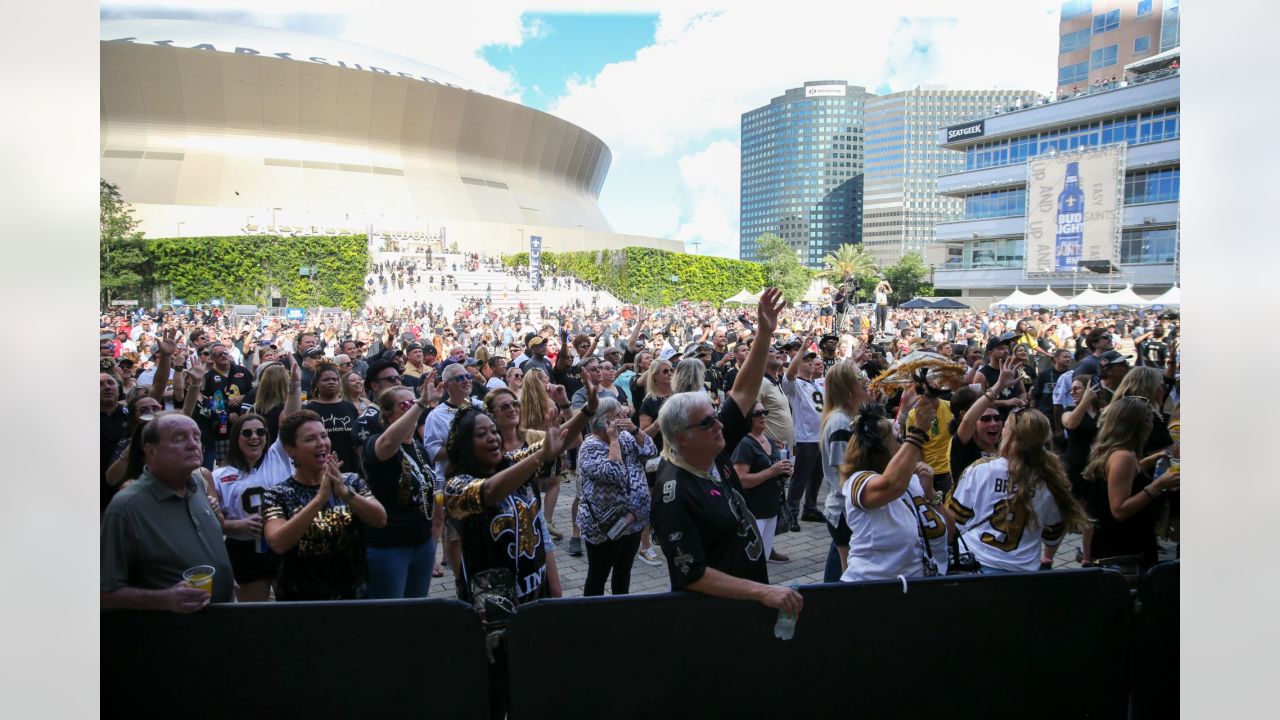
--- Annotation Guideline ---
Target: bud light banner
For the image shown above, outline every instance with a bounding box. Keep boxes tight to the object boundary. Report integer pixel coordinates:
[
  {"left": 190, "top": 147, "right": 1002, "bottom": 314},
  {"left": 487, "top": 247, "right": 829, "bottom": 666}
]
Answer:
[
  {"left": 529, "top": 235, "right": 543, "bottom": 289},
  {"left": 1024, "top": 145, "right": 1125, "bottom": 274}
]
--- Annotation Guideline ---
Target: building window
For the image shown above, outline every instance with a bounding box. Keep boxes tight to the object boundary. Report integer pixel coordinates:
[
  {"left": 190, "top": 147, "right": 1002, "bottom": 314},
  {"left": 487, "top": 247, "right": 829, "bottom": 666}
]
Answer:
[
  {"left": 963, "top": 188, "right": 1028, "bottom": 220},
  {"left": 1134, "top": 35, "right": 1151, "bottom": 54},
  {"left": 1137, "top": 0, "right": 1152, "bottom": 17},
  {"left": 1161, "top": 0, "right": 1180, "bottom": 51},
  {"left": 1092, "top": 9, "right": 1120, "bottom": 33},
  {"left": 1061, "top": 0, "right": 1092, "bottom": 21},
  {"left": 1060, "top": 28, "right": 1092, "bottom": 54},
  {"left": 1090, "top": 44, "right": 1119, "bottom": 69},
  {"left": 1121, "top": 227, "right": 1177, "bottom": 264},
  {"left": 1124, "top": 167, "right": 1180, "bottom": 205},
  {"left": 1058, "top": 61, "right": 1090, "bottom": 86}
]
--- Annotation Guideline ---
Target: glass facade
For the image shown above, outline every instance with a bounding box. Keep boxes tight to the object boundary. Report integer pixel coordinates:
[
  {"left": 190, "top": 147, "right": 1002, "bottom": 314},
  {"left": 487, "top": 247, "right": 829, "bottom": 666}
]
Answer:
[
  {"left": 1061, "top": 0, "right": 1093, "bottom": 21},
  {"left": 1161, "top": 0, "right": 1181, "bottom": 51},
  {"left": 962, "top": 107, "right": 1178, "bottom": 170},
  {"left": 1121, "top": 227, "right": 1177, "bottom": 264},
  {"left": 739, "top": 82, "right": 872, "bottom": 266},
  {"left": 963, "top": 188, "right": 1028, "bottom": 220},
  {"left": 1060, "top": 28, "right": 1092, "bottom": 53},
  {"left": 1092, "top": 9, "right": 1120, "bottom": 34},
  {"left": 1124, "top": 167, "right": 1180, "bottom": 205}
]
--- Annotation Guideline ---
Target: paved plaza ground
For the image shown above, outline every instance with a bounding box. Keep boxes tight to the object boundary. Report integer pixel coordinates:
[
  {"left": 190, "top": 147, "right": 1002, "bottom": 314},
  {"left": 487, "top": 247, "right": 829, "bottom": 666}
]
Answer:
[{"left": 425, "top": 472, "right": 1167, "bottom": 602}]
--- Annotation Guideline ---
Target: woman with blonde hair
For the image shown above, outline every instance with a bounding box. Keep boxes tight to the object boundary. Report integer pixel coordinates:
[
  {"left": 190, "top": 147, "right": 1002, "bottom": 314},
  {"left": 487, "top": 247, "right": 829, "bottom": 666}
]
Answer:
[
  {"left": 634, "top": 357, "right": 674, "bottom": 567},
  {"left": 1083, "top": 397, "right": 1179, "bottom": 567},
  {"left": 946, "top": 408, "right": 1086, "bottom": 573},
  {"left": 1111, "top": 366, "right": 1176, "bottom": 459},
  {"left": 518, "top": 368, "right": 564, "bottom": 538},
  {"left": 342, "top": 371, "right": 371, "bottom": 412},
  {"left": 818, "top": 360, "right": 872, "bottom": 580},
  {"left": 249, "top": 362, "right": 290, "bottom": 440}
]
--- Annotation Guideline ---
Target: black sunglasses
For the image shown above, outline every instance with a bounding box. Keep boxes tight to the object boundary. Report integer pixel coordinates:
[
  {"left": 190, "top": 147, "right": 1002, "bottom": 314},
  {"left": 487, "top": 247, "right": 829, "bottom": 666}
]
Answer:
[
  {"left": 685, "top": 415, "right": 720, "bottom": 431},
  {"left": 376, "top": 374, "right": 402, "bottom": 384},
  {"left": 750, "top": 410, "right": 769, "bottom": 418},
  {"left": 240, "top": 428, "right": 267, "bottom": 438}
]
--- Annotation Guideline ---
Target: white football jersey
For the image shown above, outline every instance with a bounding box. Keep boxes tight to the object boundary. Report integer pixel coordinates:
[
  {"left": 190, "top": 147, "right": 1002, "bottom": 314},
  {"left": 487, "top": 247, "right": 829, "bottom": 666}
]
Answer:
[
  {"left": 841, "top": 472, "right": 949, "bottom": 582},
  {"left": 213, "top": 436, "right": 294, "bottom": 540},
  {"left": 946, "top": 457, "right": 1066, "bottom": 573}
]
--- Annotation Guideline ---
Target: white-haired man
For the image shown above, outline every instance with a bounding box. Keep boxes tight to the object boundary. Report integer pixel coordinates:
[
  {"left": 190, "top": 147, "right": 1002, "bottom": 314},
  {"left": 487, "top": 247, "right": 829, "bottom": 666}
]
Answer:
[{"left": 650, "top": 289, "right": 802, "bottom": 617}]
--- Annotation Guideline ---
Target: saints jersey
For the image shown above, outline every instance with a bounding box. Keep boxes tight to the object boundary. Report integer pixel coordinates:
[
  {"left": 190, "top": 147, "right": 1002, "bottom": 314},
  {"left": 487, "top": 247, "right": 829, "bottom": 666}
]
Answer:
[
  {"left": 213, "top": 436, "right": 295, "bottom": 540},
  {"left": 841, "top": 472, "right": 948, "bottom": 582},
  {"left": 945, "top": 457, "right": 1066, "bottom": 573}
]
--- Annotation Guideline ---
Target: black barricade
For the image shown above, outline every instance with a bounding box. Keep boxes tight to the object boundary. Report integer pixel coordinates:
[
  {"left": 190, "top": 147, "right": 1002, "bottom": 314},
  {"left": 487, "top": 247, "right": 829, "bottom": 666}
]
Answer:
[
  {"left": 505, "top": 569, "right": 1133, "bottom": 720},
  {"left": 101, "top": 599, "right": 488, "bottom": 719},
  {"left": 1131, "top": 561, "right": 1179, "bottom": 719}
]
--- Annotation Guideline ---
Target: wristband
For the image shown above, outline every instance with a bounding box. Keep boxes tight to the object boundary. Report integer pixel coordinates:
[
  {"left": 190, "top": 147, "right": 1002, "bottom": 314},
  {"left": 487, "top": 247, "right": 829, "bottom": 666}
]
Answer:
[
  {"left": 558, "top": 404, "right": 570, "bottom": 411},
  {"left": 580, "top": 405, "right": 596, "bottom": 417}
]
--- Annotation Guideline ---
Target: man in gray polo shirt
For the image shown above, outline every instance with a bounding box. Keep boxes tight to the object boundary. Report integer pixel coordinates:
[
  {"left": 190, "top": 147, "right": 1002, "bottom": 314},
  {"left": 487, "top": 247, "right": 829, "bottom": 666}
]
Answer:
[{"left": 101, "top": 412, "right": 234, "bottom": 612}]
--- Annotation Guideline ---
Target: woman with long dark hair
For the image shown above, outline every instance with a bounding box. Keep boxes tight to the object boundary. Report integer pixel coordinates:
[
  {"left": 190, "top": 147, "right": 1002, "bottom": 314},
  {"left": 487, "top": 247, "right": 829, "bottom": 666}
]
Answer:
[
  {"left": 946, "top": 409, "right": 1087, "bottom": 573},
  {"left": 1082, "top": 397, "right": 1179, "bottom": 567}
]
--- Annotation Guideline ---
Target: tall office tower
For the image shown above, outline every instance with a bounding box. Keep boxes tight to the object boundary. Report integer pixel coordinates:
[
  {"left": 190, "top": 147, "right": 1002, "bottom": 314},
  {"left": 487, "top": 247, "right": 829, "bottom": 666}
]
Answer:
[
  {"left": 739, "top": 80, "right": 875, "bottom": 268},
  {"left": 1056, "top": 0, "right": 1178, "bottom": 97},
  {"left": 862, "top": 87, "right": 1043, "bottom": 268}
]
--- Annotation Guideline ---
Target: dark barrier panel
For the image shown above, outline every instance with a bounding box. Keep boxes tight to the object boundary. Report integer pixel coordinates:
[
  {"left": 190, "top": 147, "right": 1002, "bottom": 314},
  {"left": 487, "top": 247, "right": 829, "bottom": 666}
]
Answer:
[
  {"left": 1132, "top": 561, "right": 1179, "bottom": 719},
  {"left": 102, "top": 599, "right": 488, "bottom": 719},
  {"left": 506, "top": 569, "right": 1132, "bottom": 720}
]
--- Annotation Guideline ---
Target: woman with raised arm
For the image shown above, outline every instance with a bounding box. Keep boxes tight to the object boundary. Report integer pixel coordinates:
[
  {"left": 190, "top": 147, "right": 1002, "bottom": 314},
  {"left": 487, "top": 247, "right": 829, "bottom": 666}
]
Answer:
[{"left": 839, "top": 399, "right": 951, "bottom": 582}]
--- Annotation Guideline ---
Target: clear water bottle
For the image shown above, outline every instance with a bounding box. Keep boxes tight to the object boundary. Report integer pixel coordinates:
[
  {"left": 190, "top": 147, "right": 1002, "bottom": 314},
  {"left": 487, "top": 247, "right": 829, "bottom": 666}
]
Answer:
[{"left": 773, "top": 583, "right": 800, "bottom": 641}]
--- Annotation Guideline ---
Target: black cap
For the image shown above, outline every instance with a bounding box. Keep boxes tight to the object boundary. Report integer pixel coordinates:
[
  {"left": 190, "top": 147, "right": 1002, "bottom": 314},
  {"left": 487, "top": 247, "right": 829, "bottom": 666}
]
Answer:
[
  {"left": 405, "top": 342, "right": 423, "bottom": 352},
  {"left": 820, "top": 333, "right": 839, "bottom": 347},
  {"left": 302, "top": 347, "right": 325, "bottom": 359},
  {"left": 985, "top": 332, "right": 1016, "bottom": 353},
  {"left": 1098, "top": 350, "right": 1132, "bottom": 368}
]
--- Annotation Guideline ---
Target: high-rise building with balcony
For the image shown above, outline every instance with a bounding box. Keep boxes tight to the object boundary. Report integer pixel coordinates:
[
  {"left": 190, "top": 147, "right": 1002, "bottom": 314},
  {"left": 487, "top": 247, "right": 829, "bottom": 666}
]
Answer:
[
  {"left": 1056, "top": 0, "right": 1179, "bottom": 98},
  {"left": 862, "top": 87, "right": 1043, "bottom": 268},
  {"left": 931, "top": 50, "right": 1180, "bottom": 298},
  {"left": 739, "top": 80, "right": 875, "bottom": 268}
]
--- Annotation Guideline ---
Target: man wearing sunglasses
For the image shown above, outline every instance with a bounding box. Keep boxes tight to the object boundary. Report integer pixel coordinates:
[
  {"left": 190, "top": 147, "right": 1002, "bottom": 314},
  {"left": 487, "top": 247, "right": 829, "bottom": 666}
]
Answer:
[
  {"left": 650, "top": 288, "right": 803, "bottom": 618},
  {"left": 421, "top": 362, "right": 483, "bottom": 582},
  {"left": 200, "top": 342, "right": 253, "bottom": 466}
]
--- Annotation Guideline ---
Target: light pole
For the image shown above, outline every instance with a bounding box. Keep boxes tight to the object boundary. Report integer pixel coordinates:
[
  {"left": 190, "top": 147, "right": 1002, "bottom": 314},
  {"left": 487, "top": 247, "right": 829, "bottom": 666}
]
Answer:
[{"left": 271, "top": 207, "right": 283, "bottom": 233}]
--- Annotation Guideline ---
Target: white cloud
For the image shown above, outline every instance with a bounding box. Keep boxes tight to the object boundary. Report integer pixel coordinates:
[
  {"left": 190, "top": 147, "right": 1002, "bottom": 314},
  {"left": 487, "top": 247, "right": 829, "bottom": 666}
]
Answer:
[{"left": 672, "top": 141, "right": 740, "bottom": 258}]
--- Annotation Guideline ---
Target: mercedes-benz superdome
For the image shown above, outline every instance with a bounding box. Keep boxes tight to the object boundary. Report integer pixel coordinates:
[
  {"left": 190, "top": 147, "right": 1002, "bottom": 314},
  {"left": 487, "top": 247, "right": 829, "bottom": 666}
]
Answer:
[{"left": 100, "top": 19, "right": 682, "bottom": 254}]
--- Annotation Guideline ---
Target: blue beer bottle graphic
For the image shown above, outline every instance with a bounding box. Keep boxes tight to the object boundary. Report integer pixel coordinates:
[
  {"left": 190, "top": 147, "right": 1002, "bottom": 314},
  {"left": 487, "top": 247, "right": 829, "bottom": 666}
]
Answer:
[{"left": 1054, "top": 162, "right": 1084, "bottom": 271}]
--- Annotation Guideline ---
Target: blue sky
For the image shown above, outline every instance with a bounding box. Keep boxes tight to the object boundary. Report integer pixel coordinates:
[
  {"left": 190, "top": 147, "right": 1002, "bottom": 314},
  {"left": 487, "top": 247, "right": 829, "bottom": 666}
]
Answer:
[
  {"left": 481, "top": 13, "right": 658, "bottom": 111},
  {"left": 99, "top": 2, "right": 1064, "bottom": 259}
]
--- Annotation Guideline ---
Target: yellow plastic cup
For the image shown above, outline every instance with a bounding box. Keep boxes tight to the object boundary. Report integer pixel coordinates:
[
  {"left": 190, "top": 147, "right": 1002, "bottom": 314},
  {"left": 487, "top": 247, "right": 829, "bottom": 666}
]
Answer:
[{"left": 183, "top": 565, "right": 215, "bottom": 593}]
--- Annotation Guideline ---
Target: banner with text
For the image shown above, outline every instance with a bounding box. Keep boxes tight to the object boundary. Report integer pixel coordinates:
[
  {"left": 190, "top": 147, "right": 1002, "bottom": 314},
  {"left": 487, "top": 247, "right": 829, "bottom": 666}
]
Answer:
[
  {"left": 1024, "top": 145, "right": 1125, "bottom": 274},
  {"left": 529, "top": 235, "right": 543, "bottom": 289}
]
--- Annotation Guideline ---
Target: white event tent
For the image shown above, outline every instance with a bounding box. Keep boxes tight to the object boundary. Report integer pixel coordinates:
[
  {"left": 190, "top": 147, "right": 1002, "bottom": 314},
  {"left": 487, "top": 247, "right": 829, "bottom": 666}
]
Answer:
[{"left": 1147, "top": 285, "right": 1181, "bottom": 308}]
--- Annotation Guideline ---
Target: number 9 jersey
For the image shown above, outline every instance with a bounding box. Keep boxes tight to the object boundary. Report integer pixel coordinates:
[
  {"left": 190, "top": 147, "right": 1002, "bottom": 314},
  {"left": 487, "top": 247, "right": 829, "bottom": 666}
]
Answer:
[{"left": 945, "top": 457, "right": 1066, "bottom": 573}]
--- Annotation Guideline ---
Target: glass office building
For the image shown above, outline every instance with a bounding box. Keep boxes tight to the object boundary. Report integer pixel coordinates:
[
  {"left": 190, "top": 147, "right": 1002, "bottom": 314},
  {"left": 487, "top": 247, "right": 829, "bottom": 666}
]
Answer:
[
  {"left": 932, "top": 50, "right": 1179, "bottom": 297},
  {"left": 739, "top": 81, "right": 874, "bottom": 267},
  {"left": 862, "top": 87, "right": 1043, "bottom": 268}
]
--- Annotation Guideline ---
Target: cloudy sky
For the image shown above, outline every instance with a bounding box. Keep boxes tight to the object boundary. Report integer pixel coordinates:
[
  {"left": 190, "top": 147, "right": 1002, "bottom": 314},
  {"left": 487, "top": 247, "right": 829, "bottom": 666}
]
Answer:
[{"left": 100, "top": 0, "right": 1064, "bottom": 258}]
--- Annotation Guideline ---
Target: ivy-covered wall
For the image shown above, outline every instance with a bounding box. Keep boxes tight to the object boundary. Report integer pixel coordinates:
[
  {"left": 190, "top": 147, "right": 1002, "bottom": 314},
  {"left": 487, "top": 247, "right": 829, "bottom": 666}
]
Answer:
[
  {"left": 504, "top": 247, "right": 769, "bottom": 305},
  {"left": 146, "top": 235, "right": 369, "bottom": 309}
]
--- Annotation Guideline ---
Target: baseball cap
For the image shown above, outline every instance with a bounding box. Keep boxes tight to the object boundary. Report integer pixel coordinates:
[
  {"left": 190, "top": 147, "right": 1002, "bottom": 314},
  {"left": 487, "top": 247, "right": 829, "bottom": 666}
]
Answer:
[
  {"left": 820, "top": 333, "right": 839, "bottom": 346},
  {"left": 527, "top": 335, "right": 547, "bottom": 350},
  {"left": 405, "top": 342, "right": 423, "bottom": 352},
  {"left": 463, "top": 357, "right": 483, "bottom": 368},
  {"left": 1098, "top": 350, "right": 1132, "bottom": 368},
  {"left": 302, "top": 347, "right": 325, "bottom": 359}
]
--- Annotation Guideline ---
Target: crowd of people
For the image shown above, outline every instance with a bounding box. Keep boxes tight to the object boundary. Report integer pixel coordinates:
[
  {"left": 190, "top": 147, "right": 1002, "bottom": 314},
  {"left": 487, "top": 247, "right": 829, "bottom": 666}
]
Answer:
[{"left": 100, "top": 270, "right": 1180, "bottom": 617}]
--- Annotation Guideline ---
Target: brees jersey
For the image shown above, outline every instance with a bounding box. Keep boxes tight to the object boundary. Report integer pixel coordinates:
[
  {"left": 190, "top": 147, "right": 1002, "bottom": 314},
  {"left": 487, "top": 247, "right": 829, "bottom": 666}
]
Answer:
[
  {"left": 841, "top": 471, "right": 949, "bottom": 581},
  {"left": 945, "top": 457, "right": 1066, "bottom": 573}
]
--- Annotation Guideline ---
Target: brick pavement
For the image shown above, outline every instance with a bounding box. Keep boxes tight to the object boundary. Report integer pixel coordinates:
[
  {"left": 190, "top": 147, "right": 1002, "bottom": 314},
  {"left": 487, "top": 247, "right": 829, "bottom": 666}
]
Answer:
[{"left": 426, "top": 472, "right": 1095, "bottom": 601}]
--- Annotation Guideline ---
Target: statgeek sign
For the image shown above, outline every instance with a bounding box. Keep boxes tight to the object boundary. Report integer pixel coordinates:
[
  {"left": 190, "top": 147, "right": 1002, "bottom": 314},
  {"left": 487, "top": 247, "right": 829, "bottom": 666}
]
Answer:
[
  {"left": 805, "top": 85, "right": 847, "bottom": 98},
  {"left": 945, "top": 120, "right": 985, "bottom": 143},
  {"left": 1024, "top": 145, "right": 1126, "bottom": 274}
]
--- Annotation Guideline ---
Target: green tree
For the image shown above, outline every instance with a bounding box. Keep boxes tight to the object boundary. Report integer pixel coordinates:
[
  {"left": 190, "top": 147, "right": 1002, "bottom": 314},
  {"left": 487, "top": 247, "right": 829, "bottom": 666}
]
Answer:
[
  {"left": 100, "top": 179, "right": 151, "bottom": 307},
  {"left": 753, "top": 233, "right": 812, "bottom": 304},
  {"left": 882, "top": 252, "right": 934, "bottom": 304},
  {"left": 818, "top": 243, "right": 881, "bottom": 301}
]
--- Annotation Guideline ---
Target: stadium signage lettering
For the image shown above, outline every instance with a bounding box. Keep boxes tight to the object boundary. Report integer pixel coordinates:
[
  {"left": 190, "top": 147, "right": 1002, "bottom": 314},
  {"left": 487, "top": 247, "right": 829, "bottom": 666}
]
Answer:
[
  {"left": 106, "top": 37, "right": 471, "bottom": 92},
  {"left": 945, "top": 120, "right": 985, "bottom": 142}
]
